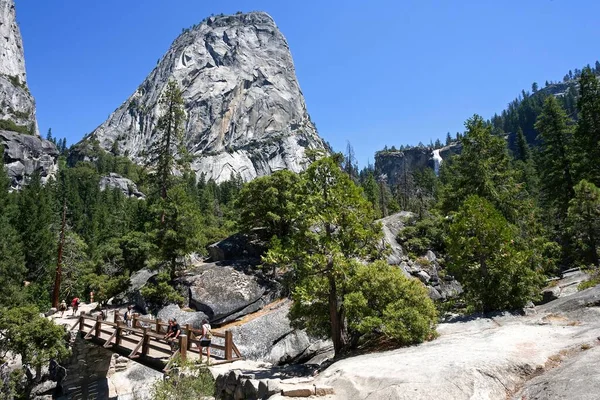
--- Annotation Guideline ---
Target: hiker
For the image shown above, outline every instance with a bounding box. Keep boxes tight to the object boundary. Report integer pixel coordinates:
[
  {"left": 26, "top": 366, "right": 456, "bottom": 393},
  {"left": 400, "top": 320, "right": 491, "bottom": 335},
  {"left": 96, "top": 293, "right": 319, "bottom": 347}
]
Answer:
[
  {"left": 123, "top": 305, "right": 133, "bottom": 335},
  {"left": 164, "top": 319, "right": 181, "bottom": 351},
  {"left": 71, "top": 297, "right": 80, "bottom": 316},
  {"left": 59, "top": 300, "right": 67, "bottom": 317},
  {"left": 199, "top": 319, "right": 212, "bottom": 364}
]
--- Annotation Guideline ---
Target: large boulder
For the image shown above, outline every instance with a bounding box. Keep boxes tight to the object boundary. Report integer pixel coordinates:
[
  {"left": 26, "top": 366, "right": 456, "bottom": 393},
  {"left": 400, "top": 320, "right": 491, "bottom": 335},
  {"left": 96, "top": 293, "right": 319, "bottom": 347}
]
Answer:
[
  {"left": 99, "top": 173, "right": 145, "bottom": 199},
  {"left": 157, "top": 304, "right": 208, "bottom": 329},
  {"left": 177, "top": 262, "right": 271, "bottom": 324},
  {"left": 111, "top": 269, "right": 157, "bottom": 312},
  {"left": 207, "top": 232, "right": 266, "bottom": 262},
  {"left": 227, "top": 300, "right": 316, "bottom": 364}
]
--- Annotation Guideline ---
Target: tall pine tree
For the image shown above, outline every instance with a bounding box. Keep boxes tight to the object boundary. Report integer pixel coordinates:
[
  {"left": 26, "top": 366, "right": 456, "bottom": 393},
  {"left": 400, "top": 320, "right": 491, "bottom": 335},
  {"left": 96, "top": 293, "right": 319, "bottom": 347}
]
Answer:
[{"left": 534, "top": 96, "right": 575, "bottom": 223}]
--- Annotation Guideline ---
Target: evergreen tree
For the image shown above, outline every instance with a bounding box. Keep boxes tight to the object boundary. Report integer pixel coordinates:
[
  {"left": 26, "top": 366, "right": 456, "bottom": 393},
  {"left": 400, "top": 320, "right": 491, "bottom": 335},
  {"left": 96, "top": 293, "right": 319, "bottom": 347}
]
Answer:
[
  {"left": 447, "top": 196, "right": 544, "bottom": 312},
  {"left": 439, "top": 115, "right": 524, "bottom": 223},
  {"left": 150, "top": 80, "right": 186, "bottom": 201},
  {"left": 264, "top": 157, "right": 383, "bottom": 356},
  {"left": 0, "top": 158, "right": 26, "bottom": 307},
  {"left": 149, "top": 184, "right": 204, "bottom": 279},
  {"left": 567, "top": 180, "right": 600, "bottom": 266},
  {"left": 445, "top": 132, "right": 452, "bottom": 145},
  {"left": 343, "top": 141, "right": 357, "bottom": 180},
  {"left": 574, "top": 67, "right": 600, "bottom": 186},
  {"left": 534, "top": 96, "right": 575, "bottom": 222},
  {"left": 236, "top": 170, "right": 301, "bottom": 241},
  {"left": 16, "top": 172, "right": 56, "bottom": 286}
]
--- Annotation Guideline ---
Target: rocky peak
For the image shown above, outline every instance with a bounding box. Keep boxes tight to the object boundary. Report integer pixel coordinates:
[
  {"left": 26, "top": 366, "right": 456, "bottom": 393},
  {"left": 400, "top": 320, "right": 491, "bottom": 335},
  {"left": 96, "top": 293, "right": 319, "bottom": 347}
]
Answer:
[
  {"left": 0, "top": 0, "right": 37, "bottom": 136},
  {"left": 83, "top": 11, "right": 326, "bottom": 183}
]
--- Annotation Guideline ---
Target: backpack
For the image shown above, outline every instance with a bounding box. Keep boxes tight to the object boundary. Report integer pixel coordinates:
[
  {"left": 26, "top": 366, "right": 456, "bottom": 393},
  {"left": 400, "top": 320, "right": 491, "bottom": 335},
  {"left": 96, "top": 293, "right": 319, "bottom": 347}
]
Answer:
[{"left": 203, "top": 324, "right": 212, "bottom": 339}]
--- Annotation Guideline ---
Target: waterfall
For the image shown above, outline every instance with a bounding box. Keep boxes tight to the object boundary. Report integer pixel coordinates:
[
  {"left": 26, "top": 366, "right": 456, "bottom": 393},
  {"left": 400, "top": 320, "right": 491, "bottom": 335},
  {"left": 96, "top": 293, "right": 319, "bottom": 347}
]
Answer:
[{"left": 432, "top": 149, "right": 442, "bottom": 176}]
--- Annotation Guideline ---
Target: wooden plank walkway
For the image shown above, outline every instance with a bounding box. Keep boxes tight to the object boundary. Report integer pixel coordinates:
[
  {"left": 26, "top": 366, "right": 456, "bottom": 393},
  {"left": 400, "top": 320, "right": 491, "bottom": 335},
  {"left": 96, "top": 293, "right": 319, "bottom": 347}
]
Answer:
[{"left": 71, "top": 311, "right": 243, "bottom": 371}]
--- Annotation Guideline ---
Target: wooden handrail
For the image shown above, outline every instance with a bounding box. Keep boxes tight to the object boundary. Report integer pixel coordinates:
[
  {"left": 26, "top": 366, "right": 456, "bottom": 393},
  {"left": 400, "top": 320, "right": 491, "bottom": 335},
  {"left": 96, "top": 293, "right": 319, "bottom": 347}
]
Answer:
[{"left": 76, "top": 312, "right": 243, "bottom": 363}]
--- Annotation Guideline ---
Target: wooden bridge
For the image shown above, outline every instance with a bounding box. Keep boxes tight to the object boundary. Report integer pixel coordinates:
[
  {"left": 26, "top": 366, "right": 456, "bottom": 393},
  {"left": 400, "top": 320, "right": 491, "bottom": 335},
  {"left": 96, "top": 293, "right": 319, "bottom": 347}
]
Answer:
[{"left": 71, "top": 310, "right": 243, "bottom": 371}]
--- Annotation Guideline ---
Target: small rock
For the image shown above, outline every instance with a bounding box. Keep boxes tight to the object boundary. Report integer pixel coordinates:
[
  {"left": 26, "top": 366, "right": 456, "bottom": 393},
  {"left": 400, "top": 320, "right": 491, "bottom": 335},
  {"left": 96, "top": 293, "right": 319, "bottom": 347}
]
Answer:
[
  {"left": 417, "top": 271, "right": 431, "bottom": 283},
  {"left": 45, "top": 308, "right": 57, "bottom": 317},
  {"left": 243, "top": 379, "right": 260, "bottom": 399},
  {"left": 266, "top": 378, "right": 283, "bottom": 396},
  {"left": 425, "top": 250, "right": 436, "bottom": 262}
]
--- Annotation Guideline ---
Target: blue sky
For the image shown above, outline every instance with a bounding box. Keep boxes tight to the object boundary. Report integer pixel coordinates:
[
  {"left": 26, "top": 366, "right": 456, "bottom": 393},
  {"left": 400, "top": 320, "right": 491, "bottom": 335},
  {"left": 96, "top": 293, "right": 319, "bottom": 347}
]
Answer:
[{"left": 16, "top": 0, "right": 600, "bottom": 166}]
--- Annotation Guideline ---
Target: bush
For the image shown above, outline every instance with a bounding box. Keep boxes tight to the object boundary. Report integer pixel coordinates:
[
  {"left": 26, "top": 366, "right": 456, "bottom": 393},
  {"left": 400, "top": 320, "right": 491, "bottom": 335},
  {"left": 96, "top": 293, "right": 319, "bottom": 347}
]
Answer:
[
  {"left": 0, "top": 119, "right": 31, "bottom": 135},
  {"left": 151, "top": 367, "right": 214, "bottom": 399},
  {"left": 344, "top": 260, "right": 438, "bottom": 346},
  {"left": 578, "top": 271, "right": 600, "bottom": 291}
]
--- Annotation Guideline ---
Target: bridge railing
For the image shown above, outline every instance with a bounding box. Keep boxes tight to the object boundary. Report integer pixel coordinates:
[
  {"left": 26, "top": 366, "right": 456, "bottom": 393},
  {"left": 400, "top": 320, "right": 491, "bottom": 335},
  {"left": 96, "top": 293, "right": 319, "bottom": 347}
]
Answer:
[{"left": 74, "top": 311, "right": 243, "bottom": 367}]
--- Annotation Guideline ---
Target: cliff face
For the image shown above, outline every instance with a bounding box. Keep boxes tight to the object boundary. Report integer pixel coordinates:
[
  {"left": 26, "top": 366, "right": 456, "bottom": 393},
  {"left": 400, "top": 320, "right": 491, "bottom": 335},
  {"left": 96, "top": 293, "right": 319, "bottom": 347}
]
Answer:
[
  {"left": 374, "top": 143, "right": 462, "bottom": 186},
  {"left": 83, "top": 12, "right": 326, "bottom": 183},
  {"left": 0, "top": 0, "right": 37, "bottom": 135},
  {"left": 0, "top": 130, "right": 58, "bottom": 189},
  {"left": 0, "top": 0, "right": 56, "bottom": 189}
]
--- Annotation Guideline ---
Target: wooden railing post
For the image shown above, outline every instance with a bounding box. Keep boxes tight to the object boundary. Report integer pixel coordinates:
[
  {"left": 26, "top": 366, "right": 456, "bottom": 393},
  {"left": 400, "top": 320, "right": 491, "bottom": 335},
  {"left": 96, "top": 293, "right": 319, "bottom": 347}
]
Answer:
[
  {"left": 185, "top": 324, "right": 192, "bottom": 349},
  {"left": 94, "top": 314, "right": 101, "bottom": 338},
  {"left": 114, "top": 310, "right": 120, "bottom": 324},
  {"left": 142, "top": 328, "right": 150, "bottom": 356},
  {"left": 115, "top": 322, "right": 123, "bottom": 346},
  {"left": 225, "top": 330, "right": 233, "bottom": 360},
  {"left": 179, "top": 335, "right": 187, "bottom": 361},
  {"left": 156, "top": 318, "right": 162, "bottom": 334},
  {"left": 78, "top": 315, "right": 84, "bottom": 332},
  {"left": 133, "top": 313, "right": 140, "bottom": 328}
]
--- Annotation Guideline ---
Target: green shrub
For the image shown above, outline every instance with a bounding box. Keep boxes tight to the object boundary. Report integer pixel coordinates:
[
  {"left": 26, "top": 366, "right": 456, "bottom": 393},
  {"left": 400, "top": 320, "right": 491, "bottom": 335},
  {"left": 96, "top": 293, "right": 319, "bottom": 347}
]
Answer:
[
  {"left": 0, "top": 119, "right": 31, "bottom": 135},
  {"left": 344, "top": 260, "right": 438, "bottom": 345},
  {"left": 151, "top": 367, "right": 214, "bottom": 399},
  {"left": 578, "top": 272, "right": 600, "bottom": 291}
]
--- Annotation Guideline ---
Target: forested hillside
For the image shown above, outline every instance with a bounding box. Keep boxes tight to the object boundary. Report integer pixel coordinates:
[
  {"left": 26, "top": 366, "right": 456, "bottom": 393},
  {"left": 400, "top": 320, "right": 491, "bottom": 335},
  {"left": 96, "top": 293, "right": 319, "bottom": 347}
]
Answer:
[{"left": 1, "top": 63, "right": 600, "bottom": 399}]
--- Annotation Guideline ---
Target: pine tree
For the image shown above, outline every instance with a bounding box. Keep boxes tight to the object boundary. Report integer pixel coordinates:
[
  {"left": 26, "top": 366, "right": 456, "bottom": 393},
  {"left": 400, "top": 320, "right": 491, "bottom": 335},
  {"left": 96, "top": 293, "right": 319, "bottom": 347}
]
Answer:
[
  {"left": 264, "top": 157, "right": 382, "bottom": 356},
  {"left": 535, "top": 96, "right": 575, "bottom": 222},
  {"left": 0, "top": 157, "right": 26, "bottom": 307},
  {"left": 16, "top": 171, "right": 56, "bottom": 292},
  {"left": 439, "top": 115, "right": 523, "bottom": 223},
  {"left": 574, "top": 67, "right": 600, "bottom": 186},
  {"left": 567, "top": 180, "right": 600, "bottom": 266},
  {"left": 445, "top": 132, "right": 452, "bottom": 145},
  {"left": 447, "top": 196, "right": 544, "bottom": 312},
  {"left": 150, "top": 80, "right": 186, "bottom": 201}
]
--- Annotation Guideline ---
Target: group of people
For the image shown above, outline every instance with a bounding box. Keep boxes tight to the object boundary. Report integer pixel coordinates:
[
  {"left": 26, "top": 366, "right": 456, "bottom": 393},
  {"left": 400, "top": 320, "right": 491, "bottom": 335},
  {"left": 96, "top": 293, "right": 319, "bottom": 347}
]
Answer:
[
  {"left": 163, "top": 318, "right": 213, "bottom": 364},
  {"left": 58, "top": 297, "right": 81, "bottom": 317}
]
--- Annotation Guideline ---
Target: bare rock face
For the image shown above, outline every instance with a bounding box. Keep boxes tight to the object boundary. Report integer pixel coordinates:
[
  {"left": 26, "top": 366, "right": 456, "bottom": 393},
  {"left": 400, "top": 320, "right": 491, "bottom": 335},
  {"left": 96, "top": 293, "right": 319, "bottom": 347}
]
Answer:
[
  {"left": 0, "top": 130, "right": 58, "bottom": 189},
  {"left": 84, "top": 12, "right": 326, "bottom": 183},
  {"left": 0, "top": 0, "right": 38, "bottom": 136},
  {"left": 375, "top": 142, "right": 462, "bottom": 185},
  {"left": 99, "top": 173, "right": 145, "bottom": 199}
]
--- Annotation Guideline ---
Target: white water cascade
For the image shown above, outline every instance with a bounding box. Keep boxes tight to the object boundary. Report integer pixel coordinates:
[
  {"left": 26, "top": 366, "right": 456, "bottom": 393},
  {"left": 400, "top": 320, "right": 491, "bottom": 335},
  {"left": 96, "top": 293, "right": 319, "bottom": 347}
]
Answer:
[{"left": 432, "top": 149, "right": 442, "bottom": 176}]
